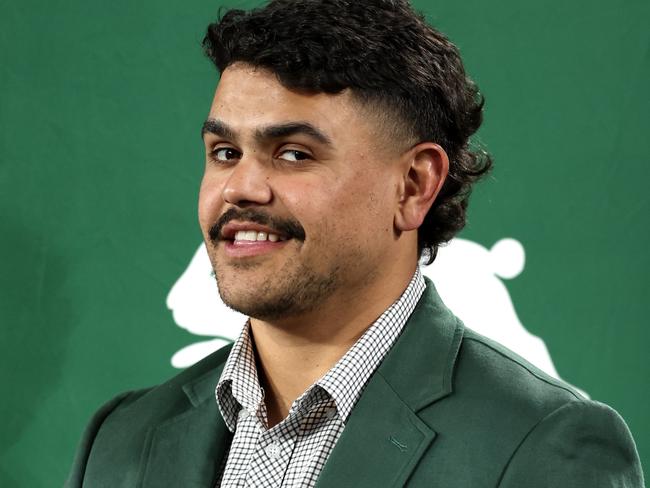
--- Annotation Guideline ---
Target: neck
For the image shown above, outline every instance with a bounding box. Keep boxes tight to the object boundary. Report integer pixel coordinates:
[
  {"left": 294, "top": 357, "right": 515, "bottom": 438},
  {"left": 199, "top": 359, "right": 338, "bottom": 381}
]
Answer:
[{"left": 250, "top": 260, "right": 417, "bottom": 427}]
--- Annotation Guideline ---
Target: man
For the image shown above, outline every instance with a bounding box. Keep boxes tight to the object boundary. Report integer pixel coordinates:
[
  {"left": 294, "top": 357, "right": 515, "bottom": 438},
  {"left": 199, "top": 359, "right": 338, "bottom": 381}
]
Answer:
[{"left": 66, "top": 0, "right": 644, "bottom": 486}]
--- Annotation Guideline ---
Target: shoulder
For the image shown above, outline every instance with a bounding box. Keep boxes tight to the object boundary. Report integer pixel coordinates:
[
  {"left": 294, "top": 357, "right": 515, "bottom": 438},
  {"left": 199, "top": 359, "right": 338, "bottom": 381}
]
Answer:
[
  {"left": 103, "top": 342, "right": 233, "bottom": 421},
  {"left": 496, "top": 398, "right": 644, "bottom": 486},
  {"left": 65, "top": 344, "right": 233, "bottom": 487},
  {"left": 423, "top": 326, "right": 586, "bottom": 443},
  {"left": 427, "top": 327, "right": 644, "bottom": 486},
  {"left": 457, "top": 328, "right": 583, "bottom": 410}
]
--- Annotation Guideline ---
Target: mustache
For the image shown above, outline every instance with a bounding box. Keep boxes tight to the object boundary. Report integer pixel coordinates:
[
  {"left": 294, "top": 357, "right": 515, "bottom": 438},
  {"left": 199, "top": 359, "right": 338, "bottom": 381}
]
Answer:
[{"left": 209, "top": 208, "right": 306, "bottom": 243}]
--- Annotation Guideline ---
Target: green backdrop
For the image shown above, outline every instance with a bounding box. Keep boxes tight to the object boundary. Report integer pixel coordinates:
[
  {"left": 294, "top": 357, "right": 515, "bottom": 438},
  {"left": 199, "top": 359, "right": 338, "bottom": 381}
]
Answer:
[{"left": 1, "top": 0, "right": 648, "bottom": 486}]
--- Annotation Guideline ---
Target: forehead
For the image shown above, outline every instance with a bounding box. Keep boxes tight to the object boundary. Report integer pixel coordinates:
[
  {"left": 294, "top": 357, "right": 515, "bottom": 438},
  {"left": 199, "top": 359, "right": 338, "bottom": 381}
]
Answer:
[{"left": 209, "top": 64, "right": 364, "bottom": 135}]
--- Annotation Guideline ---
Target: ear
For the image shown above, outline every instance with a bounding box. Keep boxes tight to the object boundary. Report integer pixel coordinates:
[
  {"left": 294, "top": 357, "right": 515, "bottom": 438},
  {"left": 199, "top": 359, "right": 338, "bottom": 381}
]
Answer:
[{"left": 394, "top": 142, "right": 449, "bottom": 232}]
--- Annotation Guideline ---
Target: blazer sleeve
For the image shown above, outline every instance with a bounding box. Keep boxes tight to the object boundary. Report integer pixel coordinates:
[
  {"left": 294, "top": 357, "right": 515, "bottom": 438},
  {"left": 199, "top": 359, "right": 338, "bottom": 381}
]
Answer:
[
  {"left": 64, "top": 391, "right": 137, "bottom": 488},
  {"left": 498, "top": 400, "right": 645, "bottom": 488}
]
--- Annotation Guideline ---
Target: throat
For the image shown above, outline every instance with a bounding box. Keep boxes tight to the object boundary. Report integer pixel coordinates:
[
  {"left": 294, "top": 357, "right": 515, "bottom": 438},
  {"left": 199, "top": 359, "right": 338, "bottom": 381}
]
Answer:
[{"left": 251, "top": 327, "right": 349, "bottom": 429}]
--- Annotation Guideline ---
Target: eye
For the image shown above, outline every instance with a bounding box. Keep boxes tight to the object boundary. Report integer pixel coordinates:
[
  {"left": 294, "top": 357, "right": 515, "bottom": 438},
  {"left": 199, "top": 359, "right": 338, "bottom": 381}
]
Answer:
[
  {"left": 277, "top": 149, "right": 311, "bottom": 162},
  {"left": 210, "top": 147, "right": 241, "bottom": 162}
]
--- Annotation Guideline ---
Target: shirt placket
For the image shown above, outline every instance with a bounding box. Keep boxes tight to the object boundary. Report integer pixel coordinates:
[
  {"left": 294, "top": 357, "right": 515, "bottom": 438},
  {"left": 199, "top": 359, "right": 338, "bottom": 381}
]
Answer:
[
  {"left": 281, "top": 392, "right": 338, "bottom": 487},
  {"left": 245, "top": 410, "right": 301, "bottom": 487}
]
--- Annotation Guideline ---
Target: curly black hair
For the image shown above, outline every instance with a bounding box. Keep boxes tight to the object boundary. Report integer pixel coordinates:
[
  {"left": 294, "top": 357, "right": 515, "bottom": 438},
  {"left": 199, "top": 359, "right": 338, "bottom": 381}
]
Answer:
[{"left": 203, "top": 0, "right": 492, "bottom": 263}]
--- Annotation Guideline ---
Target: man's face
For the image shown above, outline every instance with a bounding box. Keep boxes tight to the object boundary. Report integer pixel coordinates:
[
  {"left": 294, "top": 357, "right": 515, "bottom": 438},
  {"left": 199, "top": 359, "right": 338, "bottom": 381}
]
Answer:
[{"left": 199, "top": 64, "right": 407, "bottom": 322}]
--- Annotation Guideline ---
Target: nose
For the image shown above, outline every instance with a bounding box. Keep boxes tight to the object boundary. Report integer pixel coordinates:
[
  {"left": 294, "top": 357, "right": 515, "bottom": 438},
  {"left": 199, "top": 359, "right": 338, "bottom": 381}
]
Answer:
[{"left": 222, "top": 158, "right": 272, "bottom": 206}]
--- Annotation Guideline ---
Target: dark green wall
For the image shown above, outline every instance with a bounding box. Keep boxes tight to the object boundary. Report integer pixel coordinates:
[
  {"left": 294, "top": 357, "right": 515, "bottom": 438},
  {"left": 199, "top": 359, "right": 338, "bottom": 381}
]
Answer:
[{"left": 1, "top": 1, "right": 647, "bottom": 485}]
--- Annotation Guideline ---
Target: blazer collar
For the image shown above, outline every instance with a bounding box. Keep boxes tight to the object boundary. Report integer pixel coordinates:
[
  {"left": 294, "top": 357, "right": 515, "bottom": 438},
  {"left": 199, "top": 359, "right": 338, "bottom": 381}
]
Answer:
[
  {"left": 379, "top": 276, "right": 464, "bottom": 411},
  {"left": 316, "top": 278, "right": 464, "bottom": 488}
]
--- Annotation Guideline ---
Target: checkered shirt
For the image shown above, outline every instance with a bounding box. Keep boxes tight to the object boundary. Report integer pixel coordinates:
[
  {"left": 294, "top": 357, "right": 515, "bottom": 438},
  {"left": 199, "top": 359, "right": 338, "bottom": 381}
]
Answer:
[{"left": 215, "top": 267, "right": 425, "bottom": 487}]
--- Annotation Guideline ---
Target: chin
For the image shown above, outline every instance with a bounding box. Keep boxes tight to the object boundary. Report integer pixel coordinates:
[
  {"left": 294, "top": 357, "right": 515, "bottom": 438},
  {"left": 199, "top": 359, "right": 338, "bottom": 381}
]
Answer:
[
  {"left": 220, "top": 294, "right": 299, "bottom": 322},
  {"left": 219, "top": 274, "right": 338, "bottom": 323}
]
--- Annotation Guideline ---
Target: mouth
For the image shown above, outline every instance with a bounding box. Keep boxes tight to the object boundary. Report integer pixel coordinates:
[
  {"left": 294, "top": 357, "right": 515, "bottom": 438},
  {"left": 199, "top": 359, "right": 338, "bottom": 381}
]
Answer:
[
  {"left": 220, "top": 221, "right": 290, "bottom": 242},
  {"left": 219, "top": 221, "right": 292, "bottom": 258}
]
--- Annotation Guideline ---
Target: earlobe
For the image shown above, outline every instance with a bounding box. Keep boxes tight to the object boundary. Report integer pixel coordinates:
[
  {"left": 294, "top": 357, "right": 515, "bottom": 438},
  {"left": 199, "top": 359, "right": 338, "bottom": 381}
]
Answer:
[{"left": 395, "top": 143, "right": 449, "bottom": 232}]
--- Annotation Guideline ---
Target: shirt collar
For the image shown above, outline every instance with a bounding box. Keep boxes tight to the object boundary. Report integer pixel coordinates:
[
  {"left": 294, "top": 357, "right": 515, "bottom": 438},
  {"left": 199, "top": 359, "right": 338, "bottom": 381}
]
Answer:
[{"left": 215, "top": 322, "right": 262, "bottom": 432}]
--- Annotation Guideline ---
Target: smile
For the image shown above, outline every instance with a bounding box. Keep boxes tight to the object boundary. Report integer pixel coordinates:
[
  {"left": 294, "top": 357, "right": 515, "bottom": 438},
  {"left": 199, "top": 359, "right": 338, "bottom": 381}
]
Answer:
[
  {"left": 220, "top": 222, "right": 292, "bottom": 258},
  {"left": 233, "top": 230, "right": 287, "bottom": 243}
]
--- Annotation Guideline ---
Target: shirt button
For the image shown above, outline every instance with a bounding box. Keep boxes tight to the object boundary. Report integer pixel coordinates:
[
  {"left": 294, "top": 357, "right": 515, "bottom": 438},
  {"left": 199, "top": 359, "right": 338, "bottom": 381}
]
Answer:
[
  {"left": 238, "top": 409, "right": 250, "bottom": 420},
  {"left": 265, "top": 441, "right": 282, "bottom": 459},
  {"left": 326, "top": 408, "right": 337, "bottom": 420}
]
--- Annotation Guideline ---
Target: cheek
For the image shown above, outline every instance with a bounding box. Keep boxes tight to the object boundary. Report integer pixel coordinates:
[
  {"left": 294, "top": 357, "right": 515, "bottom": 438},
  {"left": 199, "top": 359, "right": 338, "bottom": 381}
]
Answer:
[
  {"left": 198, "top": 174, "right": 224, "bottom": 231},
  {"left": 340, "top": 171, "right": 395, "bottom": 222},
  {"left": 284, "top": 173, "right": 393, "bottom": 236}
]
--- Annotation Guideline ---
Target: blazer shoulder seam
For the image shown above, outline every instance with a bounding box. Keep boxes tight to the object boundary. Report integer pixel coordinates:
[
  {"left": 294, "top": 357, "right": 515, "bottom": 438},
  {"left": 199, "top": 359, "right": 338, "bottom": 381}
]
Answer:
[{"left": 462, "top": 335, "right": 583, "bottom": 401}]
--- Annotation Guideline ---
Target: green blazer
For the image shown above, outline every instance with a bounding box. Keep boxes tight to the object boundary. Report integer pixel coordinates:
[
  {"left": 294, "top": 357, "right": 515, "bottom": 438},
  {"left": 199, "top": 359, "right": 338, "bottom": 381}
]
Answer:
[{"left": 65, "top": 279, "right": 645, "bottom": 487}]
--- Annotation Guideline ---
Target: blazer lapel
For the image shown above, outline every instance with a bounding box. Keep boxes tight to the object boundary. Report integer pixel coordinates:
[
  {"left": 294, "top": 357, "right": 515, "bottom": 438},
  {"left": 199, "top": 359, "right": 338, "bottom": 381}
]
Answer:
[
  {"left": 315, "top": 373, "right": 436, "bottom": 488},
  {"left": 140, "top": 362, "right": 233, "bottom": 487},
  {"left": 316, "top": 278, "right": 464, "bottom": 488}
]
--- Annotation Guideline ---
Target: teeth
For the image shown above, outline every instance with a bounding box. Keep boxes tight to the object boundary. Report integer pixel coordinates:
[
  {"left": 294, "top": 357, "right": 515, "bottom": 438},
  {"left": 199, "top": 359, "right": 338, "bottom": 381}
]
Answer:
[{"left": 234, "top": 230, "right": 282, "bottom": 242}]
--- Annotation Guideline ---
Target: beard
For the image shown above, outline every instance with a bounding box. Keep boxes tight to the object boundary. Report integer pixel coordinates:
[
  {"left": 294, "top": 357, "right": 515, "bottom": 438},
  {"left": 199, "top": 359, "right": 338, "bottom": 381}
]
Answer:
[
  {"left": 213, "top": 256, "right": 342, "bottom": 322},
  {"left": 205, "top": 207, "right": 372, "bottom": 322}
]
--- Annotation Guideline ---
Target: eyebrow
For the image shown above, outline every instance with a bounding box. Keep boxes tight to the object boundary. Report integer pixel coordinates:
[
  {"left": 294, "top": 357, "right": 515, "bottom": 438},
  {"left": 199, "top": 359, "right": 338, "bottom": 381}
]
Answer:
[
  {"left": 201, "top": 118, "right": 332, "bottom": 147},
  {"left": 201, "top": 119, "right": 236, "bottom": 140},
  {"left": 256, "top": 122, "right": 332, "bottom": 146}
]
